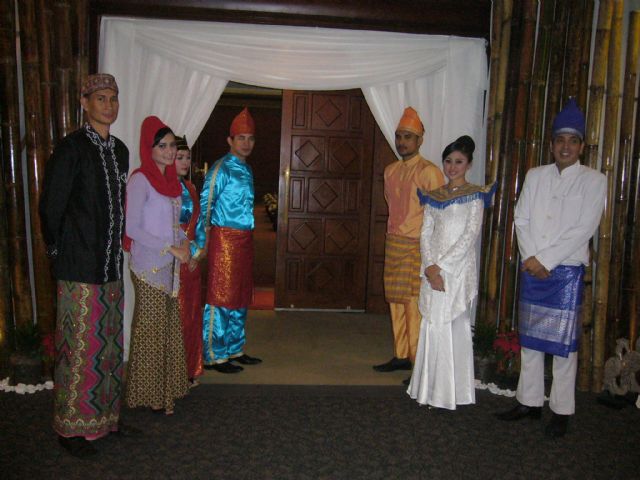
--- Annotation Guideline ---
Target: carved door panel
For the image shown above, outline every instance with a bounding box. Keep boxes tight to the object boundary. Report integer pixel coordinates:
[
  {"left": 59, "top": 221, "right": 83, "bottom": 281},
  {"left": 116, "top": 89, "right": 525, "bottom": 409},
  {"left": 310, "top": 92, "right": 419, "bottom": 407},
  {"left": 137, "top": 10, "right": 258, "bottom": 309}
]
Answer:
[{"left": 276, "top": 90, "right": 374, "bottom": 310}]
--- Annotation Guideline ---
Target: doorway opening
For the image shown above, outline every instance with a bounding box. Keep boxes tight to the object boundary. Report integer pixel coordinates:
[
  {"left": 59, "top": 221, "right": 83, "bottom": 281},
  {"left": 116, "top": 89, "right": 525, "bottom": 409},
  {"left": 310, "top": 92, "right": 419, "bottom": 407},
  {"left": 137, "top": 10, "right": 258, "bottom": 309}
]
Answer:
[
  {"left": 191, "top": 82, "right": 282, "bottom": 310},
  {"left": 191, "top": 83, "right": 394, "bottom": 313}
]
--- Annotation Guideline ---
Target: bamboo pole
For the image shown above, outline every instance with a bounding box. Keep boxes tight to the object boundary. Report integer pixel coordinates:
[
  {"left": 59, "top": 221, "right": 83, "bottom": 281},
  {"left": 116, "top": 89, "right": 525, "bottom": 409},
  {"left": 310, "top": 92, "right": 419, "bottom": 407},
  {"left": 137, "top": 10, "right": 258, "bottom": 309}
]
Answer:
[
  {"left": 541, "top": 0, "right": 570, "bottom": 165},
  {"left": 0, "top": 0, "right": 22, "bottom": 369},
  {"left": 524, "top": 0, "right": 555, "bottom": 170},
  {"left": 607, "top": 11, "right": 640, "bottom": 349},
  {"left": 483, "top": 0, "right": 520, "bottom": 328},
  {"left": 633, "top": 233, "right": 640, "bottom": 351},
  {"left": 487, "top": 0, "right": 514, "bottom": 186},
  {"left": 498, "top": 0, "right": 538, "bottom": 333},
  {"left": 484, "top": 0, "right": 505, "bottom": 187},
  {"left": 563, "top": 0, "right": 586, "bottom": 102},
  {"left": 36, "top": 0, "right": 55, "bottom": 155},
  {"left": 625, "top": 12, "right": 640, "bottom": 348},
  {"left": 73, "top": 0, "right": 88, "bottom": 127},
  {"left": 3, "top": 1, "right": 34, "bottom": 332},
  {"left": 18, "top": 0, "right": 56, "bottom": 335},
  {"left": 577, "top": 0, "right": 612, "bottom": 392},
  {"left": 577, "top": 0, "right": 595, "bottom": 113},
  {"left": 591, "top": 0, "right": 622, "bottom": 392},
  {"left": 631, "top": 93, "right": 640, "bottom": 350},
  {"left": 53, "top": 0, "right": 74, "bottom": 138},
  {"left": 479, "top": 0, "right": 510, "bottom": 323}
]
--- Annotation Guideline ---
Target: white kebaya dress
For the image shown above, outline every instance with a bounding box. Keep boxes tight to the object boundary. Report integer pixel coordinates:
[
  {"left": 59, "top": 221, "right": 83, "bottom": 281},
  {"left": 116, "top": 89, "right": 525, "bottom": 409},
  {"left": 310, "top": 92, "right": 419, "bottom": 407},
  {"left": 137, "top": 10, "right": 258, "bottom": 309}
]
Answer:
[{"left": 408, "top": 183, "right": 494, "bottom": 410}]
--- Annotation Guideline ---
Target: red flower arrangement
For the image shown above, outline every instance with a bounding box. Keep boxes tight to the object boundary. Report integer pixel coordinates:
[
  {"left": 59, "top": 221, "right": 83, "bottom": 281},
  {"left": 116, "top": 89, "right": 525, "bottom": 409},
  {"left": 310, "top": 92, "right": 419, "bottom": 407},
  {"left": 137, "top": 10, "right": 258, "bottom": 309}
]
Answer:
[{"left": 493, "top": 331, "right": 520, "bottom": 373}]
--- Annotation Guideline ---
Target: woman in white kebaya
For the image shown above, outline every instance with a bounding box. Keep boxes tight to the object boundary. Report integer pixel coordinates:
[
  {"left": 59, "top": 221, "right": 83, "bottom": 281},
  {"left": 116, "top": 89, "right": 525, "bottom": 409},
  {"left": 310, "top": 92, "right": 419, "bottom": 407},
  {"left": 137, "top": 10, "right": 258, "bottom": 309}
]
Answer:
[{"left": 407, "top": 135, "right": 495, "bottom": 410}]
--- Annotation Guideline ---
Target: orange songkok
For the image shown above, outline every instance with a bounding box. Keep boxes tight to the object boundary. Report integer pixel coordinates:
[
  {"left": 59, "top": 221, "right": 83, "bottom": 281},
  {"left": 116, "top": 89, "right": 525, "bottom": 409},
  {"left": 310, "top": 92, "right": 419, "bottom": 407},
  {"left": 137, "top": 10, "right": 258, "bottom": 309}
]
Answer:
[
  {"left": 229, "top": 107, "right": 255, "bottom": 137},
  {"left": 396, "top": 107, "right": 425, "bottom": 136}
]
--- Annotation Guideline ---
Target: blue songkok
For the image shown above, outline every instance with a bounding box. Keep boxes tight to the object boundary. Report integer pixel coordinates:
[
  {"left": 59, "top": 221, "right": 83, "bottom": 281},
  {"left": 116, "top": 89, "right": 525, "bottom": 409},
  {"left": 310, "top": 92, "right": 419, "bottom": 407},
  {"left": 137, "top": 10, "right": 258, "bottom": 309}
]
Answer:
[{"left": 552, "top": 98, "right": 585, "bottom": 140}]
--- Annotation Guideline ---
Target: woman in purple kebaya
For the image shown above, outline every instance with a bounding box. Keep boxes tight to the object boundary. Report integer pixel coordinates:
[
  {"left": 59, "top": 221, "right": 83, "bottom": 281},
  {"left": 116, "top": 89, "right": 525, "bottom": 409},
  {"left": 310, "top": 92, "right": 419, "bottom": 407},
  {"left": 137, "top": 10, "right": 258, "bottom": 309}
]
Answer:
[{"left": 124, "top": 116, "right": 190, "bottom": 415}]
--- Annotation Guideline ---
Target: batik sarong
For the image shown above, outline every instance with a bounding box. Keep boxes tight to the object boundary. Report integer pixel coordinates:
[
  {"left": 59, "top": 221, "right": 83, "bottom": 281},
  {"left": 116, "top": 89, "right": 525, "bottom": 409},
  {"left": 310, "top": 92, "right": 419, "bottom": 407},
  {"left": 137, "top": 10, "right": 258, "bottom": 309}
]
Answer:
[
  {"left": 383, "top": 234, "right": 421, "bottom": 303},
  {"left": 53, "top": 280, "right": 124, "bottom": 439},
  {"left": 518, "top": 265, "right": 584, "bottom": 357},
  {"left": 206, "top": 226, "right": 253, "bottom": 309},
  {"left": 125, "top": 273, "right": 189, "bottom": 411}
]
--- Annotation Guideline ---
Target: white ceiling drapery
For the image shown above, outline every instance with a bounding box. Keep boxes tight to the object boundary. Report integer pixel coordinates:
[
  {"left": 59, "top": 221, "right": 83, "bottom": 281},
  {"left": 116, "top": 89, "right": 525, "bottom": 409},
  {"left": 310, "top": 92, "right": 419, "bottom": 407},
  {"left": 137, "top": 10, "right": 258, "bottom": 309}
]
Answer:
[{"left": 100, "top": 17, "right": 487, "bottom": 179}]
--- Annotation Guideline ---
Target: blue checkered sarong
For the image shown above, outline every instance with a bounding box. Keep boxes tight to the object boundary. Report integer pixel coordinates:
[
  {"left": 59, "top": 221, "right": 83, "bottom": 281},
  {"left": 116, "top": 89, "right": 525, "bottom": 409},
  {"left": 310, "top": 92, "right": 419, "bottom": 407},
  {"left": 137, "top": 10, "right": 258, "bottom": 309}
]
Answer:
[{"left": 518, "top": 265, "right": 584, "bottom": 358}]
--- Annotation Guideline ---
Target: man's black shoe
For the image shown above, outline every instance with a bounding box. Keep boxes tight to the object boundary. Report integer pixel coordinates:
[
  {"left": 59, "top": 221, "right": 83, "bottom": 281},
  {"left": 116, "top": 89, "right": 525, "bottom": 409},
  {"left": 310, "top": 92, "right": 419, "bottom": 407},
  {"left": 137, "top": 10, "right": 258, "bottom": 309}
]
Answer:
[
  {"left": 113, "top": 423, "right": 142, "bottom": 437},
  {"left": 372, "top": 357, "right": 412, "bottom": 372},
  {"left": 204, "top": 362, "right": 243, "bottom": 373},
  {"left": 58, "top": 435, "right": 98, "bottom": 458},
  {"left": 229, "top": 354, "right": 262, "bottom": 365},
  {"left": 495, "top": 403, "right": 542, "bottom": 421},
  {"left": 402, "top": 376, "right": 411, "bottom": 386},
  {"left": 545, "top": 413, "right": 569, "bottom": 438}
]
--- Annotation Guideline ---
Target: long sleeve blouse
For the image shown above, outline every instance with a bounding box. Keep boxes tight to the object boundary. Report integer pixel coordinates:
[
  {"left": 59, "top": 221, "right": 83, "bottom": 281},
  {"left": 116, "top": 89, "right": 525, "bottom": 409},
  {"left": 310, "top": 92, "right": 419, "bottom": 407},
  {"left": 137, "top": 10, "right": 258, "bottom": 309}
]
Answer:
[
  {"left": 418, "top": 183, "right": 494, "bottom": 324},
  {"left": 126, "top": 172, "right": 185, "bottom": 296},
  {"left": 180, "top": 179, "right": 202, "bottom": 257}
]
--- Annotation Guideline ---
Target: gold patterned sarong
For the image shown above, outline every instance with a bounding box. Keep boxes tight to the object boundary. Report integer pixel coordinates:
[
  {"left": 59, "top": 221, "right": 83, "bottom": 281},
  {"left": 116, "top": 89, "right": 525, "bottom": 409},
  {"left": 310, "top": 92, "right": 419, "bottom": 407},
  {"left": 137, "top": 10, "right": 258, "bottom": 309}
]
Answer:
[
  {"left": 206, "top": 226, "right": 253, "bottom": 308},
  {"left": 383, "top": 234, "right": 421, "bottom": 303}
]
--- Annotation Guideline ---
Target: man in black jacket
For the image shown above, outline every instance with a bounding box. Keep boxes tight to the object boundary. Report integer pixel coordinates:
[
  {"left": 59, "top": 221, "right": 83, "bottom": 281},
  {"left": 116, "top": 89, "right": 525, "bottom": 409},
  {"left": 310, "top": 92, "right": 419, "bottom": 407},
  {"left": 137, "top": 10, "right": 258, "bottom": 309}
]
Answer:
[{"left": 40, "top": 73, "right": 131, "bottom": 457}]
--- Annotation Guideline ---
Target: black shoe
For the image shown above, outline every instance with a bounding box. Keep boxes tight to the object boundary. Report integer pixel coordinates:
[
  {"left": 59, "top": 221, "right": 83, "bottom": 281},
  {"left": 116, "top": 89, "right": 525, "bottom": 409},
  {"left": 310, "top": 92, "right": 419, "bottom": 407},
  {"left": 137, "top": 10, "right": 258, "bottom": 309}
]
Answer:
[
  {"left": 545, "top": 413, "right": 569, "bottom": 438},
  {"left": 495, "top": 403, "right": 542, "bottom": 421},
  {"left": 58, "top": 436, "right": 98, "bottom": 458},
  {"left": 373, "top": 357, "right": 412, "bottom": 372},
  {"left": 204, "top": 362, "right": 243, "bottom": 373},
  {"left": 402, "top": 376, "right": 411, "bottom": 386},
  {"left": 113, "top": 423, "right": 142, "bottom": 437},
  {"left": 229, "top": 354, "right": 262, "bottom": 365}
]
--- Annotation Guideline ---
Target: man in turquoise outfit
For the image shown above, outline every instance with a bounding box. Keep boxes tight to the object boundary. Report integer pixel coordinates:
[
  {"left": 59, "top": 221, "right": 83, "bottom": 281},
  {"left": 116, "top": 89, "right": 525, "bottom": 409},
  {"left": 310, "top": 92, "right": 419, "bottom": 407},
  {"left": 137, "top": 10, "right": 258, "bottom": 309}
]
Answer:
[{"left": 196, "top": 107, "right": 262, "bottom": 374}]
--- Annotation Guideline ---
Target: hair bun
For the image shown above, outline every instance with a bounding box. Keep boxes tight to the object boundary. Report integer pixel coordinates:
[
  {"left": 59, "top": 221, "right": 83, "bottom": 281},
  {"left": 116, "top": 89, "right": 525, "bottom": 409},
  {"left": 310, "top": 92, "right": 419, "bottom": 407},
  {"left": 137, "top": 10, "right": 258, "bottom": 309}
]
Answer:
[{"left": 456, "top": 135, "right": 475, "bottom": 154}]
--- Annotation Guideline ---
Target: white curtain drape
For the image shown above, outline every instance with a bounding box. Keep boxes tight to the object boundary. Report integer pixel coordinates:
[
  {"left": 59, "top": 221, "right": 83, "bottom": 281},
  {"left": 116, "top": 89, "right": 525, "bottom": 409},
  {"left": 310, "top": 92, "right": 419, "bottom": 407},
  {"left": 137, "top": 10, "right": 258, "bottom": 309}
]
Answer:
[
  {"left": 98, "top": 17, "right": 487, "bottom": 357},
  {"left": 100, "top": 17, "right": 487, "bottom": 176}
]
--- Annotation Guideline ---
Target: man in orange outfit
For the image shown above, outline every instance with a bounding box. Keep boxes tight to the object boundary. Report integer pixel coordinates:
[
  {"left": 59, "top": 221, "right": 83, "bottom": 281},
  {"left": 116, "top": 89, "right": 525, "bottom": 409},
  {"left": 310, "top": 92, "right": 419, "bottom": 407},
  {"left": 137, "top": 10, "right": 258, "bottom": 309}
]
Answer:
[{"left": 373, "top": 107, "right": 445, "bottom": 382}]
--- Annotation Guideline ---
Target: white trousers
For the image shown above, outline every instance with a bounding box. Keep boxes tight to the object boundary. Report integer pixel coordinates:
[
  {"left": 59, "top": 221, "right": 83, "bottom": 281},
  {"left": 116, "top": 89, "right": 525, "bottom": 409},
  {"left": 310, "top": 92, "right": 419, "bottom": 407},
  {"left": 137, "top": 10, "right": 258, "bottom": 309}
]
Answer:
[{"left": 515, "top": 347, "right": 578, "bottom": 415}]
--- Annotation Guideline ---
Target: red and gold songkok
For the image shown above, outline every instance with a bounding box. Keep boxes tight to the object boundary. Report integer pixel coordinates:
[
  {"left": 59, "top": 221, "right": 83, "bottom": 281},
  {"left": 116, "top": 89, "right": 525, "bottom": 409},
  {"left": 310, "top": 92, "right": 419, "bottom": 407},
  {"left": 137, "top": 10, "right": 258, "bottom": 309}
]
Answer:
[{"left": 230, "top": 107, "right": 255, "bottom": 136}]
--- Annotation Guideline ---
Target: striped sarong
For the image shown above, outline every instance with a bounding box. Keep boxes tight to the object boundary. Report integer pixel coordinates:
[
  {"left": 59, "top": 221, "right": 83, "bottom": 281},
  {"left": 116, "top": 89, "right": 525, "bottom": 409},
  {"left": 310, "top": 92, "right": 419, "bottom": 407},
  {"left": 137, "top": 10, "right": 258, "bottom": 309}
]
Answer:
[
  {"left": 518, "top": 265, "right": 584, "bottom": 357},
  {"left": 383, "top": 234, "right": 421, "bottom": 303},
  {"left": 53, "top": 280, "right": 123, "bottom": 439}
]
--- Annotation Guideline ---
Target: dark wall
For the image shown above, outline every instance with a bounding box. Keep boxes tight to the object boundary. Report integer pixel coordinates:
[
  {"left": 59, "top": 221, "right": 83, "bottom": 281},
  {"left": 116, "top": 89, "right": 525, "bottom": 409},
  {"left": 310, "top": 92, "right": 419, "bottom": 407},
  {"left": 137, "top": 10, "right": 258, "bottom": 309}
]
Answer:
[{"left": 191, "top": 96, "right": 282, "bottom": 202}]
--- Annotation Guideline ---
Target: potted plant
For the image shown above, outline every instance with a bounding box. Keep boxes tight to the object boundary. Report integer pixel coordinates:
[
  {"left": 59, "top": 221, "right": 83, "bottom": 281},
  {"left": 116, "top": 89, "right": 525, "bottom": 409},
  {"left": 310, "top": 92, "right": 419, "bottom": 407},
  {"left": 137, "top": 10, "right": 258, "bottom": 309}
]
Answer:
[
  {"left": 9, "top": 323, "right": 45, "bottom": 385},
  {"left": 492, "top": 331, "right": 521, "bottom": 389},
  {"left": 472, "top": 320, "right": 497, "bottom": 384}
]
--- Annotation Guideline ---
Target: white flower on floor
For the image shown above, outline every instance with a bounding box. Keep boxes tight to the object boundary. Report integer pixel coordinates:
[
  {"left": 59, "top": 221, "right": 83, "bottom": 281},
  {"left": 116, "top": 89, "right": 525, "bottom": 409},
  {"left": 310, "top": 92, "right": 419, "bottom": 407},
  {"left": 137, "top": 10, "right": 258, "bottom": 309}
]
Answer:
[{"left": 0, "top": 377, "right": 54, "bottom": 394}]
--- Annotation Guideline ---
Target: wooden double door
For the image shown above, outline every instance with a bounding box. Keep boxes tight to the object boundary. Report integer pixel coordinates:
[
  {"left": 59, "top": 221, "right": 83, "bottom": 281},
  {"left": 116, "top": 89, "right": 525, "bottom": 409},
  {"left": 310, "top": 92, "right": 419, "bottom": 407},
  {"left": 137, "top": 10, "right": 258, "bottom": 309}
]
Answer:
[{"left": 275, "top": 89, "right": 394, "bottom": 311}]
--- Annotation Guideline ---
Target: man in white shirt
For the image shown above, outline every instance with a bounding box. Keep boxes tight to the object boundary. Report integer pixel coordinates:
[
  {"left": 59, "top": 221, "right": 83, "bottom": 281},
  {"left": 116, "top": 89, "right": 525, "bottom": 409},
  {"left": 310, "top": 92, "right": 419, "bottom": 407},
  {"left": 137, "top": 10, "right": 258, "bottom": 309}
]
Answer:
[{"left": 496, "top": 99, "right": 606, "bottom": 438}]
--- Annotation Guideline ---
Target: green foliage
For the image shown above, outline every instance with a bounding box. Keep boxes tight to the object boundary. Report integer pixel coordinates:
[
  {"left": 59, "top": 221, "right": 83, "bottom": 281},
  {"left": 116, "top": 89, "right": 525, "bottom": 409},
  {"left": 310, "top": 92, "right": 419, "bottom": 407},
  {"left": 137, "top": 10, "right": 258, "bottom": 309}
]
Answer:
[{"left": 472, "top": 320, "right": 497, "bottom": 359}]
